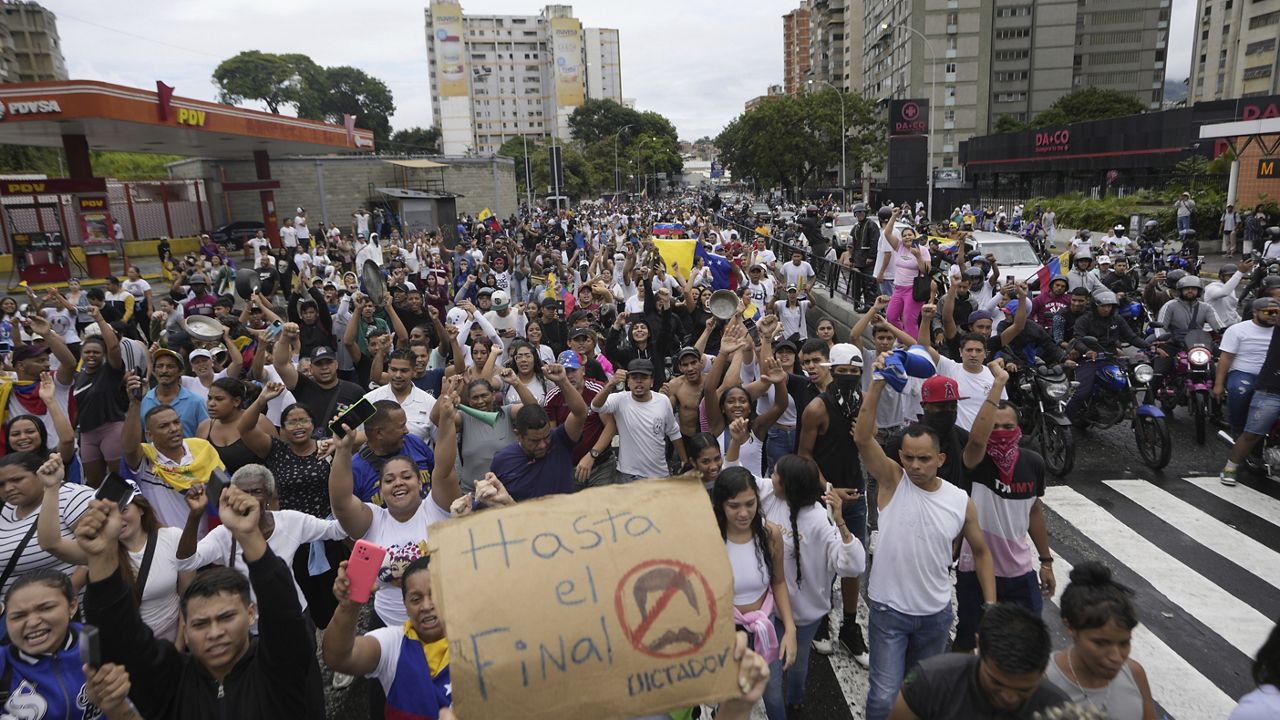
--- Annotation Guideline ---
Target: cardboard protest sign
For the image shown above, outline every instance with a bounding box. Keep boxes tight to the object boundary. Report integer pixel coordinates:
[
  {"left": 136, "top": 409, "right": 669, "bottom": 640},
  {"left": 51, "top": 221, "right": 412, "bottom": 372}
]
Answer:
[{"left": 428, "top": 478, "right": 739, "bottom": 719}]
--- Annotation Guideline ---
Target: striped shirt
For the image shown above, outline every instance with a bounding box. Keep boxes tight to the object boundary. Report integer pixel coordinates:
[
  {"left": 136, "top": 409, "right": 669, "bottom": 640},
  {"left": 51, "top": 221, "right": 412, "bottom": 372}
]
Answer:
[{"left": 0, "top": 483, "right": 94, "bottom": 596}]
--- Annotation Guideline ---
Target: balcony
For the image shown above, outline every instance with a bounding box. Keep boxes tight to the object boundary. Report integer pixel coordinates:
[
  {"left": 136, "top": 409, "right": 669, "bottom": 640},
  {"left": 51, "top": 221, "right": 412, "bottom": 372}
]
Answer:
[{"left": 947, "top": 24, "right": 958, "bottom": 33}]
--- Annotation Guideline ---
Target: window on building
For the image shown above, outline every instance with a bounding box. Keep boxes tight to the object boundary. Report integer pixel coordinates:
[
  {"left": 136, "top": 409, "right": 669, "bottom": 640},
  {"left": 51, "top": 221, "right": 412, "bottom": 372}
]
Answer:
[
  {"left": 944, "top": 109, "right": 956, "bottom": 121},
  {"left": 947, "top": 36, "right": 957, "bottom": 50},
  {"left": 1225, "top": 0, "right": 1233, "bottom": 8},
  {"left": 1202, "top": 28, "right": 1210, "bottom": 40},
  {"left": 1246, "top": 38, "right": 1277, "bottom": 55},
  {"left": 946, "top": 11, "right": 958, "bottom": 25},
  {"left": 1222, "top": 24, "right": 1231, "bottom": 34},
  {"left": 995, "top": 28, "right": 1030, "bottom": 39},
  {"left": 1249, "top": 12, "right": 1279, "bottom": 29},
  {"left": 1244, "top": 65, "right": 1274, "bottom": 80},
  {"left": 942, "top": 156, "right": 954, "bottom": 168},
  {"left": 945, "top": 62, "right": 957, "bottom": 73}
]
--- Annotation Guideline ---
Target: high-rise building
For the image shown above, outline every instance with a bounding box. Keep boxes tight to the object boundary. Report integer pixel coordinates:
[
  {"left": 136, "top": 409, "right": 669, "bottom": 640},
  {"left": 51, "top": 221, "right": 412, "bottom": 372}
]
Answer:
[
  {"left": 860, "top": 0, "right": 1169, "bottom": 173},
  {"left": 1188, "top": 0, "right": 1280, "bottom": 102},
  {"left": 0, "top": 1, "right": 67, "bottom": 83},
  {"left": 746, "top": 84, "right": 785, "bottom": 112},
  {"left": 425, "top": 2, "right": 623, "bottom": 156},
  {"left": 783, "top": 2, "right": 812, "bottom": 95},
  {"left": 584, "top": 28, "right": 622, "bottom": 103}
]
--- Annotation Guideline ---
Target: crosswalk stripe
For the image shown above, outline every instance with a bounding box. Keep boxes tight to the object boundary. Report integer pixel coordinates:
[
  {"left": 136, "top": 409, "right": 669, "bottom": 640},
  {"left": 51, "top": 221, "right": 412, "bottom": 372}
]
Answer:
[
  {"left": 1104, "top": 480, "right": 1280, "bottom": 592},
  {"left": 1043, "top": 485, "right": 1272, "bottom": 657},
  {"left": 1185, "top": 476, "right": 1280, "bottom": 527},
  {"left": 1047, "top": 551, "right": 1239, "bottom": 720}
]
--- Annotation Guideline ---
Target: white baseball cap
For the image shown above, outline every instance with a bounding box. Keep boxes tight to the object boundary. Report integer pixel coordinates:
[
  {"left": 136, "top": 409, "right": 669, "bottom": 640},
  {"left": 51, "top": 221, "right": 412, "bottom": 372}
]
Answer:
[{"left": 822, "top": 343, "right": 864, "bottom": 368}]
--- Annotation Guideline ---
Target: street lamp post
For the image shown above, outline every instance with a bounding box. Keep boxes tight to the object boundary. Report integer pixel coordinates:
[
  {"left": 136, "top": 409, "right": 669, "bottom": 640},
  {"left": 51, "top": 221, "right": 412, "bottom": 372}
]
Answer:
[
  {"left": 613, "top": 124, "right": 632, "bottom": 196},
  {"left": 882, "top": 22, "right": 937, "bottom": 222},
  {"left": 808, "top": 79, "right": 846, "bottom": 207}
]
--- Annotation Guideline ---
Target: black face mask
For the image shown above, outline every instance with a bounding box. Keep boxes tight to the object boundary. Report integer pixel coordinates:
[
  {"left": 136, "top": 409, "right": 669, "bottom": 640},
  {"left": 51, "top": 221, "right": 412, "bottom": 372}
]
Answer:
[
  {"left": 833, "top": 373, "right": 860, "bottom": 393},
  {"left": 922, "top": 409, "right": 957, "bottom": 435}
]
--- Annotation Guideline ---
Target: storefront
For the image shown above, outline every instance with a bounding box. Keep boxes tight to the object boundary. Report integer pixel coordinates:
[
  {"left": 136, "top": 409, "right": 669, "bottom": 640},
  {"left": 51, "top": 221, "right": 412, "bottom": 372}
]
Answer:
[{"left": 960, "top": 96, "right": 1280, "bottom": 202}]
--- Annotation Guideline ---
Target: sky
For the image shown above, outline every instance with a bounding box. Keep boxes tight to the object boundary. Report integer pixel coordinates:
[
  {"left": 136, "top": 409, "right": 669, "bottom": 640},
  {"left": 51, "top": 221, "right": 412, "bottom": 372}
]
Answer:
[{"left": 51, "top": 0, "right": 1196, "bottom": 143}]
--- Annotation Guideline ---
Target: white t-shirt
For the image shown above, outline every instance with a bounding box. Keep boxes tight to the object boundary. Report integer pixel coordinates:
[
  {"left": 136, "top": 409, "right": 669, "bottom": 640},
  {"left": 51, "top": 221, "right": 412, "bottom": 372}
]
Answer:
[
  {"left": 938, "top": 356, "right": 1006, "bottom": 431},
  {"left": 872, "top": 235, "right": 893, "bottom": 280},
  {"left": 260, "top": 365, "right": 298, "bottom": 426},
  {"left": 599, "top": 391, "right": 682, "bottom": 477},
  {"left": 41, "top": 307, "right": 79, "bottom": 348},
  {"left": 249, "top": 236, "right": 272, "bottom": 264},
  {"left": 1221, "top": 321, "right": 1274, "bottom": 376},
  {"left": 781, "top": 261, "right": 815, "bottom": 292},
  {"left": 179, "top": 372, "right": 226, "bottom": 404},
  {"left": 774, "top": 299, "right": 810, "bottom": 339},
  {"left": 650, "top": 274, "right": 680, "bottom": 294},
  {"left": 746, "top": 279, "right": 775, "bottom": 308},
  {"left": 0, "top": 483, "right": 94, "bottom": 597},
  {"left": 355, "top": 212, "right": 371, "bottom": 236},
  {"left": 363, "top": 384, "right": 437, "bottom": 442},
  {"left": 294, "top": 216, "right": 310, "bottom": 240},
  {"left": 130, "top": 526, "right": 184, "bottom": 642},
  {"left": 868, "top": 469, "right": 969, "bottom": 615},
  {"left": 280, "top": 226, "right": 298, "bottom": 249},
  {"left": 175, "top": 510, "right": 346, "bottom": 612},
  {"left": 364, "top": 498, "right": 451, "bottom": 626}
]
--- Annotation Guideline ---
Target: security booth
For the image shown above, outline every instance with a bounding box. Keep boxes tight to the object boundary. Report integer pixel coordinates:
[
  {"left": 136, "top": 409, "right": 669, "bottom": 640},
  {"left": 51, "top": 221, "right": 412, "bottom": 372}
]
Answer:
[{"left": 0, "top": 79, "right": 375, "bottom": 282}]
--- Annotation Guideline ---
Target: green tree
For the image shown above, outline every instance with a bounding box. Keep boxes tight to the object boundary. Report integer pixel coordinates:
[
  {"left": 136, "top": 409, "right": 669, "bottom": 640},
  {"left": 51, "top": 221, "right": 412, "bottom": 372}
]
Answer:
[
  {"left": 212, "top": 51, "right": 313, "bottom": 113},
  {"left": 388, "top": 127, "right": 442, "bottom": 154},
  {"left": 498, "top": 137, "right": 604, "bottom": 203},
  {"left": 568, "top": 99, "right": 642, "bottom": 144},
  {"left": 994, "top": 114, "right": 1026, "bottom": 133},
  {"left": 298, "top": 66, "right": 395, "bottom": 145},
  {"left": 91, "top": 151, "right": 184, "bottom": 180},
  {"left": 1029, "top": 87, "right": 1146, "bottom": 128},
  {"left": 0, "top": 145, "right": 61, "bottom": 175}
]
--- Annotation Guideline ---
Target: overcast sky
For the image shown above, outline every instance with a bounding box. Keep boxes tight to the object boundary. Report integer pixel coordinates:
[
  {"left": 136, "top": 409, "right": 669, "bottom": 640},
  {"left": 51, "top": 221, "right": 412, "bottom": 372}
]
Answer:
[{"left": 52, "top": 0, "right": 1195, "bottom": 142}]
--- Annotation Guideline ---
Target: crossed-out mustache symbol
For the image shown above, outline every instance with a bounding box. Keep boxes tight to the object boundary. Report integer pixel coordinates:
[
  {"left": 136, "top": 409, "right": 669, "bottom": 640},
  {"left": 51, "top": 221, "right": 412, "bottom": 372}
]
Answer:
[{"left": 633, "top": 567, "right": 702, "bottom": 652}]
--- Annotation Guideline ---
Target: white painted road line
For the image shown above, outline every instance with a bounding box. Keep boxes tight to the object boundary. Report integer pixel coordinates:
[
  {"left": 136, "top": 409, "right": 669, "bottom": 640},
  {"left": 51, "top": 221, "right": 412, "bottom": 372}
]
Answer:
[
  {"left": 1044, "top": 485, "right": 1271, "bottom": 657},
  {"left": 1105, "top": 480, "right": 1280, "bottom": 591},
  {"left": 1048, "top": 551, "right": 1239, "bottom": 720},
  {"left": 1186, "top": 476, "right": 1280, "bottom": 527}
]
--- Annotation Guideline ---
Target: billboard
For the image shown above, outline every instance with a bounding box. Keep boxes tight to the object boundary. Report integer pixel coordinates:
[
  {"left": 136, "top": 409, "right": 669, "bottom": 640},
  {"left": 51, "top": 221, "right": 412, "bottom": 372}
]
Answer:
[
  {"left": 889, "top": 99, "right": 929, "bottom": 137},
  {"left": 551, "top": 17, "right": 585, "bottom": 108},
  {"left": 431, "top": 1, "right": 468, "bottom": 98}
]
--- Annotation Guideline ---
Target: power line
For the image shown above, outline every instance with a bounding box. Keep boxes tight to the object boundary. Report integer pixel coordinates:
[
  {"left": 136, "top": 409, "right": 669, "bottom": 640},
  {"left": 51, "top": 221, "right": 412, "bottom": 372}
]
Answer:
[{"left": 57, "top": 12, "right": 225, "bottom": 59}]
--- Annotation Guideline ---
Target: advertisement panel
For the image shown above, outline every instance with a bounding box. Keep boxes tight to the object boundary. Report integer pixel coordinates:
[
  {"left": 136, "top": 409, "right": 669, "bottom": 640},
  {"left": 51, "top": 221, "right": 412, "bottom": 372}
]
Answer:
[
  {"left": 889, "top": 99, "right": 929, "bottom": 137},
  {"left": 551, "top": 17, "right": 585, "bottom": 108},
  {"left": 431, "top": 1, "right": 469, "bottom": 98}
]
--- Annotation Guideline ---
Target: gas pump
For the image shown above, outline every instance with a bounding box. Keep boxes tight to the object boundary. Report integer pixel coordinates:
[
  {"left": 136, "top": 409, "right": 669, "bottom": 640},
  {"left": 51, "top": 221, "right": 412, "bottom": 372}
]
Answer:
[{"left": 4, "top": 199, "right": 72, "bottom": 284}]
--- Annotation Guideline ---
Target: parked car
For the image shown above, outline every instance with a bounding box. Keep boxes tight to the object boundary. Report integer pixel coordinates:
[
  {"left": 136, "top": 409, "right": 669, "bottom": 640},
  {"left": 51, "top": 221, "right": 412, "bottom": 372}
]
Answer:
[
  {"left": 211, "top": 221, "right": 265, "bottom": 250},
  {"left": 751, "top": 202, "right": 772, "bottom": 221},
  {"left": 966, "top": 231, "right": 1043, "bottom": 284}
]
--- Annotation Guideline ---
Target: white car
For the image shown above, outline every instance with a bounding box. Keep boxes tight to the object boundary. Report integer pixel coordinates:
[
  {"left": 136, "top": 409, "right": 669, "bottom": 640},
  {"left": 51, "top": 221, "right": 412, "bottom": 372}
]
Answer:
[{"left": 965, "top": 231, "right": 1043, "bottom": 284}]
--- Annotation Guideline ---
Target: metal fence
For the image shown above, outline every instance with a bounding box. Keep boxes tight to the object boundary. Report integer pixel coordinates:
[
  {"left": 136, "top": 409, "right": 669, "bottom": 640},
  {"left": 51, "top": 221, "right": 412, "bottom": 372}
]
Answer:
[
  {"left": 716, "top": 214, "right": 873, "bottom": 307},
  {"left": 0, "top": 179, "right": 210, "bottom": 253}
]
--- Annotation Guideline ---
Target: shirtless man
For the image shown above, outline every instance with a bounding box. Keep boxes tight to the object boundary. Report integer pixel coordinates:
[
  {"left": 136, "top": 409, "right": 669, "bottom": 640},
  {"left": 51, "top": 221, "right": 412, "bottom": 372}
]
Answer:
[{"left": 664, "top": 345, "right": 710, "bottom": 451}]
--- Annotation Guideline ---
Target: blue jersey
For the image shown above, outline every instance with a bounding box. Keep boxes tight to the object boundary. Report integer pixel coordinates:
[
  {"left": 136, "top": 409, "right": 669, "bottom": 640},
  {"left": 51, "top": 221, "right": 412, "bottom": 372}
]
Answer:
[{"left": 0, "top": 624, "right": 101, "bottom": 720}]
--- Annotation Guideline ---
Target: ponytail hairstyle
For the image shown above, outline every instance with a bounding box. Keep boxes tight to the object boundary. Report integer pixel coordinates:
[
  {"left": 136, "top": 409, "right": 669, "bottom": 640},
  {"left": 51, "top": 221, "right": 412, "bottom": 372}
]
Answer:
[
  {"left": 774, "top": 454, "right": 823, "bottom": 588},
  {"left": 1059, "top": 560, "right": 1138, "bottom": 632},
  {"left": 711, "top": 466, "right": 775, "bottom": 585}
]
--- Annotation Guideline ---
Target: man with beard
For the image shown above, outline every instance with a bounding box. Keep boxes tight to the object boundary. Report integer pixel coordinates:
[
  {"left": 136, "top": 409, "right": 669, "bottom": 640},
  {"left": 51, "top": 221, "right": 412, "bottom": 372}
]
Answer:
[
  {"left": 1051, "top": 288, "right": 1092, "bottom": 350},
  {"left": 274, "top": 328, "right": 365, "bottom": 433},
  {"left": 798, "top": 343, "right": 870, "bottom": 666},
  {"left": 489, "top": 362, "right": 586, "bottom": 500},
  {"left": 951, "top": 361, "right": 1054, "bottom": 653}
]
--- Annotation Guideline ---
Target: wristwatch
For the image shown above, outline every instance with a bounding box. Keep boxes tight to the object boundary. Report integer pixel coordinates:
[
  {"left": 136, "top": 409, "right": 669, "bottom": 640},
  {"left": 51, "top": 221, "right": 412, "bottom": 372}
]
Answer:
[{"left": 589, "top": 448, "right": 602, "bottom": 459}]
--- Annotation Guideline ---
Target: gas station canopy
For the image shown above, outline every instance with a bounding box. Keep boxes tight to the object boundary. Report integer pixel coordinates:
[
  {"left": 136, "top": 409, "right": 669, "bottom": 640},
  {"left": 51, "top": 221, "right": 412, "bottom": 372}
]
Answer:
[{"left": 0, "top": 80, "right": 376, "bottom": 157}]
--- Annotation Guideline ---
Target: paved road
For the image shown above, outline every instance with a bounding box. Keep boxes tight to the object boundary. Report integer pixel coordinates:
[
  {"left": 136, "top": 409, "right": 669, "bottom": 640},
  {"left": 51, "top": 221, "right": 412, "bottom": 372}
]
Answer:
[{"left": 788, "top": 412, "right": 1276, "bottom": 719}]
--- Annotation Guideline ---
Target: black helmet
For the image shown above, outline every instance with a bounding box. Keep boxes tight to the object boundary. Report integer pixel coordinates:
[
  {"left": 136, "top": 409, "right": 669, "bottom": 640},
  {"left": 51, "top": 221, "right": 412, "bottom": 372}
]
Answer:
[
  {"left": 1078, "top": 230, "right": 1092, "bottom": 240},
  {"left": 1143, "top": 220, "right": 1159, "bottom": 230},
  {"left": 852, "top": 203, "right": 868, "bottom": 214},
  {"left": 877, "top": 207, "right": 893, "bottom": 223},
  {"left": 1263, "top": 275, "right": 1280, "bottom": 290},
  {"left": 1219, "top": 263, "right": 1238, "bottom": 278},
  {"left": 1176, "top": 275, "right": 1202, "bottom": 292},
  {"left": 1166, "top": 269, "right": 1187, "bottom": 287}
]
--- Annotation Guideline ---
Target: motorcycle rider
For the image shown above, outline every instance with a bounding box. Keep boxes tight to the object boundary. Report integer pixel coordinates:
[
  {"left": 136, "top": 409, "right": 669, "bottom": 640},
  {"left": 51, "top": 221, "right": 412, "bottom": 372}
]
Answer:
[
  {"left": 1180, "top": 229, "right": 1201, "bottom": 263},
  {"left": 1063, "top": 291, "right": 1151, "bottom": 426},
  {"left": 850, "top": 203, "right": 883, "bottom": 309},
  {"left": 1066, "top": 250, "right": 1105, "bottom": 298},
  {"left": 1205, "top": 260, "right": 1252, "bottom": 327},
  {"left": 1031, "top": 276, "right": 1070, "bottom": 331},
  {"left": 1052, "top": 288, "right": 1092, "bottom": 350},
  {"left": 1215, "top": 297, "right": 1278, "bottom": 446},
  {"left": 1153, "top": 275, "right": 1224, "bottom": 346},
  {"left": 1101, "top": 256, "right": 1138, "bottom": 296},
  {"left": 1144, "top": 269, "right": 1186, "bottom": 316},
  {"left": 1219, "top": 297, "right": 1280, "bottom": 486}
]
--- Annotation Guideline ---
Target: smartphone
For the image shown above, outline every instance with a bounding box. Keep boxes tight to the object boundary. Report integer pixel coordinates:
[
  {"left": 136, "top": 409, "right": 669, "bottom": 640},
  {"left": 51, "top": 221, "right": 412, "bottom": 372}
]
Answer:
[
  {"left": 346, "top": 540, "right": 387, "bottom": 604},
  {"left": 1006, "top": 275, "right": 1015, "bottom": 286},
  {"left": 95, "top": 473, "right": 137, "bottom": 513},
  {"left": 330, "top": 398, "right": 378, "bottom": 438},
  {"left": 205, "top": 467, "right": 229, "bottom": 515},
  {"left": 615, "top": 300, "right": 626, "bottom": 313},
  {"left": 79, "top": 625, "right": 101, "bottom": 668},
  {"left": 628, "top": 312, "right": 644, "bottom": 323}
]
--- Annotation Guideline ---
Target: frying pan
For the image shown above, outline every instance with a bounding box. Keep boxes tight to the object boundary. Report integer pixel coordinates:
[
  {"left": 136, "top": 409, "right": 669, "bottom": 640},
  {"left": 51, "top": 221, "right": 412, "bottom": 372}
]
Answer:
[
  {"left": 361, "top": 259, "right": 387, "bottom": 307},
  {"left": 708, "top": 289, "right": 739, "bottom": 321}
]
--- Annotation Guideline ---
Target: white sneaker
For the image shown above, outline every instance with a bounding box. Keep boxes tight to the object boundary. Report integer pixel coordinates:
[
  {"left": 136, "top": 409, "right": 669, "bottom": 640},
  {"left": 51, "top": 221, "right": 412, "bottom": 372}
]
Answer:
[
  {"left": 812, "top": 636, "right": 834, "bottom": 655},
  {"left": 331, "top": 672, "right": 354, "bottom": 689}
]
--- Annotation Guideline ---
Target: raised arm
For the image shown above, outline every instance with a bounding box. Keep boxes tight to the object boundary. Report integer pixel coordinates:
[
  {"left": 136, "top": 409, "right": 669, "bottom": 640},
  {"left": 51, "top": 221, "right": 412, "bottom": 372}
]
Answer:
[
  {"left": 544, "top": 363, "right": 587, "bottom": 443},
  {"left": 122, "top": 372, "right": 145, "bottom": 471},
  {"left": 322, "top": 560, "right": 385, "bottom": 676},
  {"left": 997, "top": 285, "right": 1030, "bottom": 348},
  {"left": 429, "top": 393, "right": 463, "bottom": 511},
  {"left": 917, "top": 304, "right": 941, "bottom": 364},
  {"left": 328, "top": 429, "right": 373, "bottom": 539},
  {"left": 36, "top": 372, "right": 76, "bottom": 465},
  {"left": 273, "top": 322, "right": 302, "bottom": 389},
  {"left": 941, "top": 283, "right": 959, "bottom": 341},
  {"left": 237, "top": 382, "right": 284, "bottom": 459},
  {"left": 91, "top": 305, "right": 124, "bottom": 370},
  {"left": 35, "top": 455, "right": 83, "bottom": 564},
  {"left": 855, "top": 357, "right": 902, "bottom": 496}
]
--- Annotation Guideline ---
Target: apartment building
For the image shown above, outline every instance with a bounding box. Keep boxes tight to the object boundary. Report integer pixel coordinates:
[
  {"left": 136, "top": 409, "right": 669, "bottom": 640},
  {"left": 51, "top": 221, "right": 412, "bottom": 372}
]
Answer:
[
  {"left": 783, "top": 2, "right": 812, "bottom": 95},
  {"left": 0, "top": 1, "right": 67, "bottom": 83},
  {"left": 1189, "top": 0, "right": 1280, "bottom": 101},
  {"left": 425, "top": 2, "right": 624, "bottom": 155}
]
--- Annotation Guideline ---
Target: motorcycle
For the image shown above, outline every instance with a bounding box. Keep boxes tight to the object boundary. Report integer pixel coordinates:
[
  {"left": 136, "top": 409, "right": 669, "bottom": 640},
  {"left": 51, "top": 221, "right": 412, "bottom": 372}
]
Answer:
[
  {"left": 1137, "top": 238, "right": 1166, "bottom": 280},
  {"left": 1073, "top": 339, "right": 1172, "bottom": 469},
  {"left": 1011, "top": 358, "right": 1076, "bottom": 476},
  {"left": 1150, "top": 328, "right": 1218, "bottom": 445}
]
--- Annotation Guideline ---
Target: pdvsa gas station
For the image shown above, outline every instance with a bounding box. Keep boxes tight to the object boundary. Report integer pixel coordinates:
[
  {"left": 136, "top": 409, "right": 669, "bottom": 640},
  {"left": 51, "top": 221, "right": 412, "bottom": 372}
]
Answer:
[{"left": 0, "top": 79, "right": 374, "bottom": 286}]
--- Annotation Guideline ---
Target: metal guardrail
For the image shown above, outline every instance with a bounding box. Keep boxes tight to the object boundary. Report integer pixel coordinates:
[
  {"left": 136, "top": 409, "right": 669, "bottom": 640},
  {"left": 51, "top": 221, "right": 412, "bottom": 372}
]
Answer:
[{"left": 714, "top": 213, "right": 874, "bottom": 306}]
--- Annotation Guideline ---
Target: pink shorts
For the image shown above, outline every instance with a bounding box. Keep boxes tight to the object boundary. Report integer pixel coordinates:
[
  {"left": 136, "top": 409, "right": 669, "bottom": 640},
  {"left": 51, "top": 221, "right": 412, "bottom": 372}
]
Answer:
[{"left": 79, "top": 421, "right": 125, "bottom": 463}]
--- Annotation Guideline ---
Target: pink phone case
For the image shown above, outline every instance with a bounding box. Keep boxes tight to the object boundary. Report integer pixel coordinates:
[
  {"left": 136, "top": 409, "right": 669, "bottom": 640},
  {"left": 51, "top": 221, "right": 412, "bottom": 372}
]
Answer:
[{"left": 346, "top": 540, "right": 387, "bottom": 604}]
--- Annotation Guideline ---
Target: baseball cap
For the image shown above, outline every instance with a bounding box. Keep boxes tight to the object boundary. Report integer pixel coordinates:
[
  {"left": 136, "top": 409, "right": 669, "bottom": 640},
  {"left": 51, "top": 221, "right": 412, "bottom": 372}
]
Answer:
[
  {"left": 627, "top": 358, "right": 655, "bottom": 376},
  {"left": 557, "top": 350, "right": 582, "bottom": 370},
  {"left": 967, "top": 310, "right": 992, "bottom": 325},
  {"left": 677, "top": 346, "right": 702, "bottom": 362},
  {"left": 773, "top": 338, "right": 798, "bottom": 353},
  {"left": 190, "top": 273, "right": 209, "bottom": 285},
  {"left": 365, "top": 326, "right": 389, "bottom": 339},
  {"left": 540, "top": 297, "right": 562, "bottom": 309},
  {"left": 13, "top": 344, "right": 50, "bottom": 362},
  {"left": 1098, "top": 255, "right": 1113, "bottom": 265},
  {"left": 786, "top": 285, "right": 798, "bottom": 292},
  {"left": 188, "top": 348, "right": 214, "bottom": 362},
  {"left": 491, "top": 290, "right": 510, "bottom": 310},
  {"left": 477, "top": 287, "right": 494, "bottom": 297},
  {"left": 152, "top": 347, "right": 182, "bottom": 365},
  {"left": 311, "top": 346, "right": 337, "bottom": 363},
  {"left": 822, "top": 343, "right": 864, "bottom": 368},
  {"left": 569, "top": 326, "right": 594, "bottom": 340},
  {"left": 922, "top": 375, "right": 969, "bottom": 404}
]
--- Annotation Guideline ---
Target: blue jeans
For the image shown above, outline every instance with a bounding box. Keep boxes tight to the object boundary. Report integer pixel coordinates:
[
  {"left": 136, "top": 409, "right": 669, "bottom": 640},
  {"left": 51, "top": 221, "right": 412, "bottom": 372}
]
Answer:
[
  {"left": 1064, "top": 359, "right": 1099, "bottom": 421},
  {"left": 865, "top": 602, "right": 953, "bottom": 720},
  {"left": 1245, "top": 389, "right": 1280, "bottom": 435},
  {"left": 765, "top": 616, "right": 823, "bottom": 709},
  {"left": 1178, "top": 215, "right": 1192, "bottom": 234},
  {"left": 952, "top": 570, "right": 1043, "bottom": 651},
  {"left": 1226, "top": 370, "right": 1258, "bottom": 435},
  {"left": 760, "top": 616, "right": 787, "bottom": 720},
  {"left": 765, "top": 426, "right": 797, "bottom": 476}
]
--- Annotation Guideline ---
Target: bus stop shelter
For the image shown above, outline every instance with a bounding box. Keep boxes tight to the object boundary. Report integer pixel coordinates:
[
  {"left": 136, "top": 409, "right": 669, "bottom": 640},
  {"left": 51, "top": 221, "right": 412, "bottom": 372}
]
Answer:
[{"left": 0, "top": 79, "right": 374, "bottom": 279}]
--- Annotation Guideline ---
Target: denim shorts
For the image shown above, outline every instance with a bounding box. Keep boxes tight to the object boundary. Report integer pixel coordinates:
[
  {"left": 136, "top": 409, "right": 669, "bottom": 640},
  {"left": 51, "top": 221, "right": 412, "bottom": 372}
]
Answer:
[
  {"left": 841, "top": 493, "right": 868, "bottom": 542},
  {"left": 1245, "top": 389, "right": 1280, "bottom": 436}
]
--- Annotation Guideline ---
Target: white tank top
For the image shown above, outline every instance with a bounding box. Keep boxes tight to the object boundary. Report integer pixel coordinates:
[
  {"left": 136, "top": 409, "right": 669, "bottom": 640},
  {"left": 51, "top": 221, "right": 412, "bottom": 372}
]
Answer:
[
  {"left": 727, "top": 537, "right": 771, "bottom": 607},
  {"left": 868, "top": 469, "right": 969, "bottom": 615}
]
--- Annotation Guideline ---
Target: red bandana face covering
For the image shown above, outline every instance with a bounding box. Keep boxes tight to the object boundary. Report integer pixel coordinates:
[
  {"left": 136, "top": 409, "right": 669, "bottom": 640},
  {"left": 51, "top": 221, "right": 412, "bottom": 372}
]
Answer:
[{"left": 986, "top": 428, "right": 1023, "bottom": 486}]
